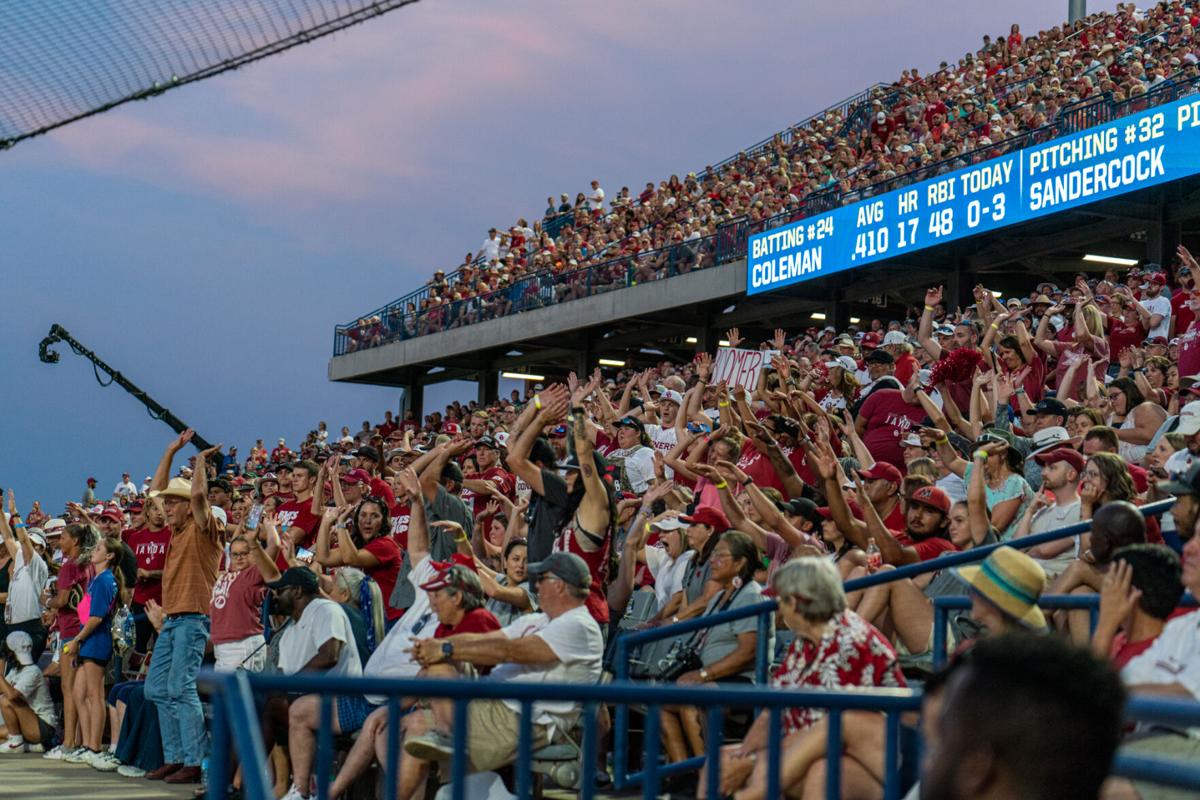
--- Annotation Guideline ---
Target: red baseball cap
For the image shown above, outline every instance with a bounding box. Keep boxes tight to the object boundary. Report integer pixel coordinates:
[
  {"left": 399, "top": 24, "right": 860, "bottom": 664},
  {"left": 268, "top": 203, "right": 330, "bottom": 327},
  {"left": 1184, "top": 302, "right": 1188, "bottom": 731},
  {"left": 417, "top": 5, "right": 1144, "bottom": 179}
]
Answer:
[
  {"left": 442, "top": 422, "right": 461, "bottom": 435},
  {"left": 907, "top": 486, "right": 952, "bottom": 515},
  {"left": 419, "top": 553, "right": 480, "bottom": 592},
  {"left": 1033, "top": 447, "right": 1085, "bottom": 473},
  {"left": 98, "top": 508, "right": 123, "bottom": 523},
  {"left": 857, "top": 462, "right": 903, "bottom": 485},
  {"left": 339, "top": 468, "right": 372, "bottom": 485},
  {"left": 861, "top": 332, "right": 882, "bottom": 350},
  {"left": 680, "top": 506, "right": 731, "bottom": 533}
]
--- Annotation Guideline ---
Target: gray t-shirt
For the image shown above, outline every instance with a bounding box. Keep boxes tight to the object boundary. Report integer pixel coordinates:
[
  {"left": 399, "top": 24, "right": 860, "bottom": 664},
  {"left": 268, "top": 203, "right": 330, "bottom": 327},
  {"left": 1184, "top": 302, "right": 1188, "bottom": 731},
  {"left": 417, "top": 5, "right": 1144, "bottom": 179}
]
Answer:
[
  {"left": 698, "top": 581, "right": 773, "bottom": 680},
  {"left": 7, "top": 664, "right": 57, "bottom": 726},
  {"left": 485, "top": 575, "right": 537, "bottom": 627},
  {"left": 425, "top": 484, "right": 473, "bottom": 562}
]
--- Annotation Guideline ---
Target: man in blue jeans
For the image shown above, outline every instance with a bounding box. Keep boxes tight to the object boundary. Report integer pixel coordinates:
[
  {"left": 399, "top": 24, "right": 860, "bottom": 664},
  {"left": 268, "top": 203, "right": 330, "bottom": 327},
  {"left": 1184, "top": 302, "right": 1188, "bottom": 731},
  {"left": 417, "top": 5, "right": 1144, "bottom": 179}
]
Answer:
[{"left": 143, "top": 430, "right": 224, "bottom": 784}]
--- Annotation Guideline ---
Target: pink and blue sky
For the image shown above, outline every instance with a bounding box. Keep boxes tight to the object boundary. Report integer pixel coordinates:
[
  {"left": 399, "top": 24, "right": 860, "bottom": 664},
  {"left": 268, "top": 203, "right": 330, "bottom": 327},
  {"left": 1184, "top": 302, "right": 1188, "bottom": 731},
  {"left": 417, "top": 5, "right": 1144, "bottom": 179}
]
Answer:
[{"left": 0, "top": 0, "right": 1118, "bottom": 509}]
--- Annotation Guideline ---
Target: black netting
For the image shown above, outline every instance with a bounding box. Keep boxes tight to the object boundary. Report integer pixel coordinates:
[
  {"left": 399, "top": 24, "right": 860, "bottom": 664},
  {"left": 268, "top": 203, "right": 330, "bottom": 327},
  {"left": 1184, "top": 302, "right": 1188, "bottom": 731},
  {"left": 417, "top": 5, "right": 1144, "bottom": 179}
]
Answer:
[{"left": 0, "top": 0, "right": 420, "bottom": 150}]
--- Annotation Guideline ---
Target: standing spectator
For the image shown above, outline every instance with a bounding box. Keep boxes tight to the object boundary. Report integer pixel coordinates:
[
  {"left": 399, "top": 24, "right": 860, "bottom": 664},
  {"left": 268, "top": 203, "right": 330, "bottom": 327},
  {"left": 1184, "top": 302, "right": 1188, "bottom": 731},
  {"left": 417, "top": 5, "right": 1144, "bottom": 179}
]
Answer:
[
  {"left": 0, "top": 494, "right": 49, "bottom": 662},
  {"left": 210, "top": 524, "right": 278, "bottom": 672},
  {"left": 67, "top": 536, "right": 124, "bottom": 769},
  {"left": 142, "top": 432, "right": 223, "bottom": 785},
  {"left": 588, "top": 179, "right": 606, "bottom": 212},
  {"left": 477, "top": 228, "right": 501, "bottom": 263},
  {"left": 276, "top": 460, "right": 322, "bottom": 550},
  {"left": 315, "top": 499, "right": 404, "bottom": 624},
  {"left": 41, "top": 521, "right": 95, "bottom": 761},
  {"left": 82, "top": 477, "right": 97, "bottom": 507},
  {"left": 1140, "top": 271, "right": 1173, "bottom": 341},
  {"left": 127, "top": 498, "right": 172, "bottom": 657},
  {"left": 113, "top": 473, "right": 138, "bottom": 502}
]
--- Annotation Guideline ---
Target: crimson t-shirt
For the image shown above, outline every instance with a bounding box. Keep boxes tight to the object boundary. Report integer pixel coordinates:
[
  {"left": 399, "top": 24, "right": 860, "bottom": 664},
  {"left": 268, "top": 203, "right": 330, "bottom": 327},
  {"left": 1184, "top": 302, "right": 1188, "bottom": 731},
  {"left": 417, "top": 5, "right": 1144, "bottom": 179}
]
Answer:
[
  {"left": 56, "top": 560, "right": 93, "bottom": 639},
  {"left": 363, "top": 536, "right": 404, "bottom": 621},
  {"left": 1171, "top": 289, "right": 1195, "bottom": 337},
  {"left": 433, "top": 606, "right": 501, "bottom": 638},
  {"left": 1107, "top": 316, "right": 1147, "bottom": 363},
  {"left": 129, "top": 526, "right": 172, "bottom": 605},
  {"left": 462, "top": 467, "right": 516, "bottom": 541},
  {"left": 276, "top": 498, "right": 321, "bottom": 549},
  {"left": 389, "top": 501, "right": 411, "bottom": 549},
  {"left": 892, "top": 529, "right": 958, "bottom": 561},
  {"left": 209, "top": 567, "right": 267, "bottom": 645},
  {"left": 858, "top": 389, "right": 926, "bottom": 470},
  {"left": 1179, "top": 318, "right": 1200, "bottom": 377}
]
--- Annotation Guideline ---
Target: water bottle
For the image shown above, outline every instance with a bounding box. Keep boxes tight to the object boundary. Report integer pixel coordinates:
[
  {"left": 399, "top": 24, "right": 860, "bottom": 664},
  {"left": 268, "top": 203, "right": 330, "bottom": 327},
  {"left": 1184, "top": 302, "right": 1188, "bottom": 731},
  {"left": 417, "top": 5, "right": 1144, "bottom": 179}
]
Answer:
[
  {"left": 201, "top": 757, "right": 209, "bottom": 789},
  {"left": 867, "top": 537, "right": 882, "bottom": 571}
]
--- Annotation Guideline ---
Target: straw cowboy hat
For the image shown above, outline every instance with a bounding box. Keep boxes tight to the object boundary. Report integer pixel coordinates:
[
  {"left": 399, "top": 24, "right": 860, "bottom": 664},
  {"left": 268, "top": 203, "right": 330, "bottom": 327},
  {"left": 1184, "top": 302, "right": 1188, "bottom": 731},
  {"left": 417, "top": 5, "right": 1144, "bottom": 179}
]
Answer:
[
  {"left": 149, "top": 477, "right": 192, "bottom": 500},
  {"left": 954, "top": 546, "right": 1047, "bottom": 630}
]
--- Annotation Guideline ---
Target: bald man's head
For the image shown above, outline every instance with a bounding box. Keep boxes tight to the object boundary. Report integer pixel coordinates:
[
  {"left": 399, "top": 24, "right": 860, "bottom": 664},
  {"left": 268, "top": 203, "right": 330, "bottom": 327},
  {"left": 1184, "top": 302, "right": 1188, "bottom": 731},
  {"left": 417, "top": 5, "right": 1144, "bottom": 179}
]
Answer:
[{"left": 1091, "top": 501, "right": 1146, "bottom": 565}]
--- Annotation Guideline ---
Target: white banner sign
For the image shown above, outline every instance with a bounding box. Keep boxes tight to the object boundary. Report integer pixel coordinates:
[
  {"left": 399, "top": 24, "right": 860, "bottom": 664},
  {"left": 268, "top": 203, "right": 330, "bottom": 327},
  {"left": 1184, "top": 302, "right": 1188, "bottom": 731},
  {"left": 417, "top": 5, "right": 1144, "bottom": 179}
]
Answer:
[{"left": 712, "top": 347, "right": 778, "bottom": 389}]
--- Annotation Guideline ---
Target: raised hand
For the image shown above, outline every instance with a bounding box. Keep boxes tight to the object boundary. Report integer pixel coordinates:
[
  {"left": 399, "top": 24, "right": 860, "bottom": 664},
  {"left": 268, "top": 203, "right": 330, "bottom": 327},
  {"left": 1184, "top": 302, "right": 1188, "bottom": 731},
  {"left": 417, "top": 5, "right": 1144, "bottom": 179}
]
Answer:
[
  {"left": 925, "top": 285, "right": 943, "bottom": 308},
  {"left": 809, "top": 439, "right": 839, "bottom": 482},
  {"left": 695, "top": 352, "right": 713, "bottom": 382},
  {"left": 169, "top": 429, "right": 196, "bottom": 453},
  {"left": 396, "top": 467, "right": 421, "bottom": 499},
  {"left": 1098, "top": 559, "right": 1142, "bottom": 627},
  {"left": 726, "top": 327, "right": 743, "bottom": 349},
  {"left": 772, "top": 328, "right": 787, "bottom": 351},
  {"left": 567, "top": 371, "right": 580, "bottom": 400}
]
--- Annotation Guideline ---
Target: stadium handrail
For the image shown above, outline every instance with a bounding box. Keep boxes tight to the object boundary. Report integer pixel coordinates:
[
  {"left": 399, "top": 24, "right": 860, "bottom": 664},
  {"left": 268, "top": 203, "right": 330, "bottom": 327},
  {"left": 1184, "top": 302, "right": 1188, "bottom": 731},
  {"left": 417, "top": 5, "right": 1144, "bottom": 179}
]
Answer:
[
  {"left": 932, "top": 592, "right": 1200, "bottom": 668},
  {"left": 608, "top": 497, "right": 1175, "bottom": 788},
  {"left": 335, "top": 69, "right": 1200, "bottom": 355},
  {"left": 197, "top": 667, "right": 1200, "bottom": 799},
  {"left": 199, "top": 669, "right": 922, "bottom": 800}
]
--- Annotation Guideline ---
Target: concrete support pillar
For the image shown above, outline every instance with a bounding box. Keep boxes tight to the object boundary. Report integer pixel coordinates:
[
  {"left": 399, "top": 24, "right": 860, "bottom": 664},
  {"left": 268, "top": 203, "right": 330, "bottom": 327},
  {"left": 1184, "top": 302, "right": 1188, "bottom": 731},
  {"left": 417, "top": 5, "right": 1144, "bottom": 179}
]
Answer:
[
  {"left": 405, "top": 382, "right": 424, "bottom": 420},
  {"left": 1069, "top": 0, "right": 1087, "bottom": 24},
  {"left": 477, "top": 370, "right": 498, "bottom": 406}
]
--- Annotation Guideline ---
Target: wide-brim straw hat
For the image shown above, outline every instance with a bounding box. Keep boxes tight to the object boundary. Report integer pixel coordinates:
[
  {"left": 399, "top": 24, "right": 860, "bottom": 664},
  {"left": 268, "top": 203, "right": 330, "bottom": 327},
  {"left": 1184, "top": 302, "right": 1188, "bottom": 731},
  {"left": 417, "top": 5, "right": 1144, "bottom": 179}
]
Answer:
[{"left": 954, "top": 546, "right": 1047, "bottom": 630}]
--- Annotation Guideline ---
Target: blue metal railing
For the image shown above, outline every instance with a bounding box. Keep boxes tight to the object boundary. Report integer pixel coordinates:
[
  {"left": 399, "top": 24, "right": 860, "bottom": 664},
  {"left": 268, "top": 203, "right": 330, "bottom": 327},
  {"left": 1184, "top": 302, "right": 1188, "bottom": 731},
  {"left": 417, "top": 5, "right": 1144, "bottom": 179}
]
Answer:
[
  {"left": 607, "top": 497, "right": 1177, "bottom": 788},
  {"left": 932, "top": 592, "right": 1200, "bottom": 668},
  {"left": 199, "top": 670, "right": 922, "bottom": 800},
  {"left": 199, "top": 666, "right": 1200, "bottom": 800}
]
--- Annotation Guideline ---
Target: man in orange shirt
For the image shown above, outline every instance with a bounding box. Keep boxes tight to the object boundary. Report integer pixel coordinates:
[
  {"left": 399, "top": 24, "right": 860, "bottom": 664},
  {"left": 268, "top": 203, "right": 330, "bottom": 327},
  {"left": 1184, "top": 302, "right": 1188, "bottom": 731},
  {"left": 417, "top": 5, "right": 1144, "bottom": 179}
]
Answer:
[{"left": 142, "top": 430, "right": 223, "bottom": 785}]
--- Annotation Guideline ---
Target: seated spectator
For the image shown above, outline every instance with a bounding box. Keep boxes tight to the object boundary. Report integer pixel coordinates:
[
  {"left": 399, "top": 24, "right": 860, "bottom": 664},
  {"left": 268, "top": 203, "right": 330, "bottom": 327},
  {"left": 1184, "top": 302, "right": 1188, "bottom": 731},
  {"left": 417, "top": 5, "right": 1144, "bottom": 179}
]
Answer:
[
  {"left": 1090, "top": 543, "right": 1185, "bottom": 670},
  {"left": 1105, "top": 530, "right": 1200, "bottom": 799},
  {"left": 922, "top": 634, "right": 1125, "bottom": 800},
  {"left": 474, "top": 537, "right": 536, "bottom": 627},
  {"left": 399, "top": 552, "right": 603, "bottom": 800},
  {"left": 659, "top": 531, "right": 770, "bottom": 765},
  {"left": 709, "top": 557, "right": 904, "bottom": 799},
  {"left": 271, "top": 567, "right": 363, "bottom": 800},
  {"left": 0, "top": 631, "right": 57, "bottom": 753}
]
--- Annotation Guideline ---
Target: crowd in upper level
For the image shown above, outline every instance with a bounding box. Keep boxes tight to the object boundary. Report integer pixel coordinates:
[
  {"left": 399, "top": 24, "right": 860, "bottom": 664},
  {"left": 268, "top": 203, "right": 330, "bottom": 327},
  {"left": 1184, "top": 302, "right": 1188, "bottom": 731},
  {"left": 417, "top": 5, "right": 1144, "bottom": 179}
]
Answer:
[{"left": 340, "top": 1, "right": 1200, "bottom": 352}]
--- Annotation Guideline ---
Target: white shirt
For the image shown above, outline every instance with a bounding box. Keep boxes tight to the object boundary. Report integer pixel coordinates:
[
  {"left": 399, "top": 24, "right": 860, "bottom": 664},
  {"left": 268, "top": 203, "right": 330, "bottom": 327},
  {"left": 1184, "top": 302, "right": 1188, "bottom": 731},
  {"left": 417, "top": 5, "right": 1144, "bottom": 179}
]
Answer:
[
  {"left": 644, "top": 424, "right": 678, "bottom": 479},
  {"left": 5, "top": 547, "right": 48, "bottom": 625},
  {"left": 363, "top": 556, "right": 438, "bottom": 701},
  {"left": 1142, "top": 293, "right": 1172, "bottom": 340},
  {"left": 114, "top": 481, "right": 137, "bottom": 500},
  {"left": 935, "top": 472, "right": 967, "bottom": 504},
  {"left": 490, "top": 606, "right": 603, "bottom": 730},
  {"left": 480, "top": 236, "right": 501, "bottom": 263},
  {"left": 587, "top": 186, "right": 605, "bottom": 211},
  {"left": 1122, "top": 609, "right": 1200, "bottom": 697},
  {"left": 5, "top": 664, "right": 56, "bottom": 726},
  {"left": 277, "top": 597, "right": 362, "bottom": 677},
  {"left": 644, "top": 546, "right": 694, "bottom": 611},
  {"left": 606, "top": 445, "right": 656, "bottom": 493}
]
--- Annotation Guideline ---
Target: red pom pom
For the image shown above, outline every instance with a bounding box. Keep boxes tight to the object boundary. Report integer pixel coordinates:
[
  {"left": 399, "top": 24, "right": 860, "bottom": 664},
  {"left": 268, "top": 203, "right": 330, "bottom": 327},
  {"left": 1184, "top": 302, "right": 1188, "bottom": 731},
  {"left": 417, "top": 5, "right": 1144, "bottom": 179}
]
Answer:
[{"left": 929, "top": 347, "right": 984, "bottom": 386}]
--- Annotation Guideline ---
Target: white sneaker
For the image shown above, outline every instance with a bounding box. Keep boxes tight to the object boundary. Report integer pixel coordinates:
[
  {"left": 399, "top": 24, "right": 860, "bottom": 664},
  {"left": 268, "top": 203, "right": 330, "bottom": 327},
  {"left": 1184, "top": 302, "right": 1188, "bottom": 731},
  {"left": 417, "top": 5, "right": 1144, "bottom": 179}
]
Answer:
[
  {"left": 64, "top": 747, "right": 92, "bottom": 764},
  {"left": 90, "top": 750, "right": 121, "bottom": 771},
  {"left": 280, "top": 785, "right": 311, "bottom": 800},
  {"left": 42, "top": 745, "right": 67, "bottom": 760},
  {"left": 26, "top": 743, "right": 43, "bottom": 753},
  {"left": 117, "top": 764, "right": 146, "bottom": 778},
  {"left": 0, "top": 737, "right": 25, "bottom": 754}
]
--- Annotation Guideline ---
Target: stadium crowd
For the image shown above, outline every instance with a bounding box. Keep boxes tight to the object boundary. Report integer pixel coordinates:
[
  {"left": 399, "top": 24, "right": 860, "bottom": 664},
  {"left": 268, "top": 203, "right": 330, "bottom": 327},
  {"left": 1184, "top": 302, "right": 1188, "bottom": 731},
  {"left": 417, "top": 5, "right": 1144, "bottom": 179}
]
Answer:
[
  {"left": 343, "top": 0, "right": 1200, "bottom": 351},
  {"left": 4, "top": 245, "right": 1200, "bottom": 798}
]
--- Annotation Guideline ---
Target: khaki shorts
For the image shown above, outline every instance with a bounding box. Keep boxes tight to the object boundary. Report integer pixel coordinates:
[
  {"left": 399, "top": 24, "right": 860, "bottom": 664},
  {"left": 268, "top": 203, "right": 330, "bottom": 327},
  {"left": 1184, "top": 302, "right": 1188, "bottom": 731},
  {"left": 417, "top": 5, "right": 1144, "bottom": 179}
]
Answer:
[
  {"left": 1124, "top": 732, "right": 1200, "bottom": 800},
  {"left": 414, "top": 700, "right": 553, "bottom": 773}
]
